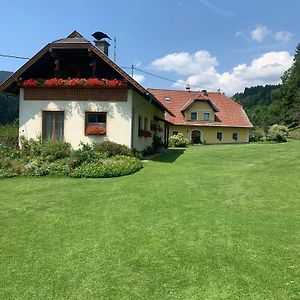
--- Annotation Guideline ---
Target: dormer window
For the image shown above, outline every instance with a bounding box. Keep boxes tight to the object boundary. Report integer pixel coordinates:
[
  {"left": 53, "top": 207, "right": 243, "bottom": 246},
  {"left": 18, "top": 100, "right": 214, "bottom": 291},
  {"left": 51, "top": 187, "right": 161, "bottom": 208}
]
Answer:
[
  {"left": 190, "top": 111, "right": 198, "bottom": 121},
  {"left": 165, "top": 96, "right": 171, "bottom": 102},
  {"left": 203, "top": 112, "right": 210, "bottom": 121}
]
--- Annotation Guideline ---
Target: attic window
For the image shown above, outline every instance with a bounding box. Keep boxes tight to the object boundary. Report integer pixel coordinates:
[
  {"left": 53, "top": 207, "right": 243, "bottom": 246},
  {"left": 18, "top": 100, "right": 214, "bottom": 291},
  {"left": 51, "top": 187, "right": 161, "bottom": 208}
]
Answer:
[
  {"left": 203, "top": 112, "right": 210, "bottom": 121},
  {"left": 165, "top": 96, "right": 171, "bottom": 102}
]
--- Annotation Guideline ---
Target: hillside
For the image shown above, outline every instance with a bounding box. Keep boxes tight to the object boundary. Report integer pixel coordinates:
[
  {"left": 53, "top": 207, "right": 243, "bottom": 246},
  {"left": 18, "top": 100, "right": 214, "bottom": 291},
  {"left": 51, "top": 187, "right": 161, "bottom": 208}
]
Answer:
[
  {"left": 0, "top": 71, "right": 19, "bottom": 124},
  {"left": 0, "top": 71, "right": 13, "bottom": 84},
  {"left": 233, "top": 43, "right": 300, "bottom": 129},
  {"left": 232, "top": 85, "right": 282, "bottom": 128}
]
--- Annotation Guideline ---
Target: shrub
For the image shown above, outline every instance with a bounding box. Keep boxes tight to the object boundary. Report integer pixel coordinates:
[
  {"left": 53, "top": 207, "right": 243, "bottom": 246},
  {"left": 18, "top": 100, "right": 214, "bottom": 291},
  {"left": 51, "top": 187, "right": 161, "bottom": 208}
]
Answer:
[
  {"left": 93, "top": 141, "right": 133, "bottom": 157},
  {"left": 0, "top": 157, "right": 13, "bottom": 169},
  {"left": 44, "top": 159, "right": 69, "bottom": 176},
  {"left": 250, "top": 128, "right": 266, "bottom": 142},
  {"left": 24, "top": 161, "right": 50, "bottom": 177},
  {"left": 0, "top": 124, "right": 18, "bottom": 148},
  {"left": 20, "top": 136, "right": 43, "bottom": 157},
  {"left": 169, "top": 133, "right": 188, "bottom": 147},
  {"left": 266, "top": 124, "right": 289, "bottom": 142},
  {"left": 133, "top": 149, "right": 143, "bottom": 159},
  {"left": 142, "top": 146, "right": 154, "bottom": 157},
  {"left": 67, "top": 147, "right": 97, "bottom": 170},
  {"left": 41, "top": 141, "right": 72, "bottom": 162},
  {"left": 11, "top": 160, "right": 25, "bottom": 175},
  {"left": 70, "top": 156, "right": 143, "bottom": 178},
  {"left": 0, "top": 169, "right": 16, "bottom": 178},
  {"left": 152, "top": 135, "right": 164, "bottom": 152}
]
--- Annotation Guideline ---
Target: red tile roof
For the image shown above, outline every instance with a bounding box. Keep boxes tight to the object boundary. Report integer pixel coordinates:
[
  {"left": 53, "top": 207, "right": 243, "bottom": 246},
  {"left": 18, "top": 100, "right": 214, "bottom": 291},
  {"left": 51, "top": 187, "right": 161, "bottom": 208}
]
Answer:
[{"left": 148, "top": 89, "right": 253, "bottom": 128}]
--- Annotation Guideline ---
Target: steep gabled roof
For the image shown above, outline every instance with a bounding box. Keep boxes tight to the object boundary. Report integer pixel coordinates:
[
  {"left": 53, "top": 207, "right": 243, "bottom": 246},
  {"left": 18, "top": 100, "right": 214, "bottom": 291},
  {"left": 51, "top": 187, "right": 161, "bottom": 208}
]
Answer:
[
  {"left": 148, "top": 88, "right": 253, "bottom": 128},
  {"left": 180, "top": 96, "right": 219, "bottom": 112},
  {"left": 0, "top": 31, "right": 173, "bottom": 116}
]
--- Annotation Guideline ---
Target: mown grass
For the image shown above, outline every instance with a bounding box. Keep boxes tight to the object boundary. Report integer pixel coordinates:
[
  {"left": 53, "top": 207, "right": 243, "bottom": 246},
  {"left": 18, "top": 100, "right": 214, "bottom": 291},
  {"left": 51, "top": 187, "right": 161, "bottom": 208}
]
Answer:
[{"left": 0, "top": 141, "right": 299, "bottom": 299}]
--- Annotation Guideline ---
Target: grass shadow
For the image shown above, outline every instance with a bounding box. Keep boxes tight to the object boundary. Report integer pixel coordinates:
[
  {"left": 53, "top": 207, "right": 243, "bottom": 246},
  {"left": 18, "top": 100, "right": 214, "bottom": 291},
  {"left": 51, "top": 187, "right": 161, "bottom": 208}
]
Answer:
[{"left": 152, "top": 148, "right": 185, "bottom": 163}]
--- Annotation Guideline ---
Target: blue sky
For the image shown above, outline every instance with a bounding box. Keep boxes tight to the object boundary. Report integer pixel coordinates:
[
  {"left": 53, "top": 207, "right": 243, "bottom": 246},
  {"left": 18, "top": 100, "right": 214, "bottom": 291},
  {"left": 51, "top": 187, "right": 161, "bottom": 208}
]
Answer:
[{"left": 0, "top": 0, "right": 299, "bottom": 95}]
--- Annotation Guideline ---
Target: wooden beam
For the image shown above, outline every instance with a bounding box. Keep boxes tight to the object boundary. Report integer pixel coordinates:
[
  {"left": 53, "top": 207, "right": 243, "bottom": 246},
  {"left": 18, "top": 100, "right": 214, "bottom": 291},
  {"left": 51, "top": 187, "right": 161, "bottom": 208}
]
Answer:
[{"left": 88, "top": 50, "right": 96, "bottom": 77}]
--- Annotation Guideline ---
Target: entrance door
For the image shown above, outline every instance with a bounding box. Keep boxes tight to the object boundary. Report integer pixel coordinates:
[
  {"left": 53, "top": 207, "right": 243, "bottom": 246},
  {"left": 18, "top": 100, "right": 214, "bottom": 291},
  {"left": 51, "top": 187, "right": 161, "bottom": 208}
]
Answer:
[{"left": 191, "top": 130, "right": 201, "bottom": 144}]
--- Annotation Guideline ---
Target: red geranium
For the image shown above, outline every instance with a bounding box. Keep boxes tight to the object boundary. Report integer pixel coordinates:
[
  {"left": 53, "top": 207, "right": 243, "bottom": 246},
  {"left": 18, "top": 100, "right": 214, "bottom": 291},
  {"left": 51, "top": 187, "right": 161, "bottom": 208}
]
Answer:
[
  {"left": 44, "top": 78, "right": 65, "bottom": 87},
  {"left": 85, "top": 125, "right": 106, "bottom": 135},
  {"left": 67, "top": 78, "right": 82, "bottom": 86},
  {"left": 86, "top": 78, "right": 103, "bottom": 86},
  {"left": 23, "top": 79, "right": 39, "bottom": 87},
  {"left": 106, "top": 79, "right": 124, "bottom": 87},
  {"left": 22, "top": 78, "right": 127, "bottom": 88}
]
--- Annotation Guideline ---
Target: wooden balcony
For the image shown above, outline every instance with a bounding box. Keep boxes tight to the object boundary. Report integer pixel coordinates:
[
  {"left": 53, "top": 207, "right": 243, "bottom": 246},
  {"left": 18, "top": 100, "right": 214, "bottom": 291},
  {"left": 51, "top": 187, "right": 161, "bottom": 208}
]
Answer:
[{"left": 23, "top": 86, "right": 128, "bottom": 101}]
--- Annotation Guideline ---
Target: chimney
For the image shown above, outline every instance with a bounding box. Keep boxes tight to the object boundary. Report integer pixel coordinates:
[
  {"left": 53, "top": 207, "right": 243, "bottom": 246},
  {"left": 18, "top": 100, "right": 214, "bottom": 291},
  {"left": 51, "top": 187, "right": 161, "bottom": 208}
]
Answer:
[
  {"left": 94, "top": 39, "right": 110, "bottom": 56},
  {"left": 202, "top": 89, "right": 208, "bottom": 96},
  {"left": 186, "top": 82, "right": 191, "bottom": 91}
]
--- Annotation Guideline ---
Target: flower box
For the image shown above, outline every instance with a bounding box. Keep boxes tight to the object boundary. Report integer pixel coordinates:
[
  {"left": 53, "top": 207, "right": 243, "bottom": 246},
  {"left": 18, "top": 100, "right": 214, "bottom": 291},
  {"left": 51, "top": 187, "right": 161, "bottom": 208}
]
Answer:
[
  {"left": 139, "top": 129, "right": 152, "bottom": 138},
  {"left": 85, "top": 125, "right": 106, "bottom": 136},
  {"left": 21, "top": 78, "right": 127, "bottom": 88},
  {"left": 21, "top": 78, "right": 128, "bottom": 101}
]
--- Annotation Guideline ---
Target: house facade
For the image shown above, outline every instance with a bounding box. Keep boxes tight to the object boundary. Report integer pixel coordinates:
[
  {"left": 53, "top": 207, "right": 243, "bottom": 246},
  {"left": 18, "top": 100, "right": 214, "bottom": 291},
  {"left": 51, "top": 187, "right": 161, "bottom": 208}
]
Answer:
[
  {"left": 149, "top": 89, "right": 253, "bottom": 144},
  {"left": 0, "top": 31, "right": 172, "bottom": 151}
]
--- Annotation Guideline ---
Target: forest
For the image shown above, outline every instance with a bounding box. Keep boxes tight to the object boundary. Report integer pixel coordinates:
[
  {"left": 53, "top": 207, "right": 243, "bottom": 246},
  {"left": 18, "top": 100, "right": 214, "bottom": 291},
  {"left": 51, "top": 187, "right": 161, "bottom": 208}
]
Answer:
[
  {"left": 0, "top": 71, "right": 18, "bottom": 124},
  {"left": 233, "top": 43, "right": 300, "bottom": 129}
]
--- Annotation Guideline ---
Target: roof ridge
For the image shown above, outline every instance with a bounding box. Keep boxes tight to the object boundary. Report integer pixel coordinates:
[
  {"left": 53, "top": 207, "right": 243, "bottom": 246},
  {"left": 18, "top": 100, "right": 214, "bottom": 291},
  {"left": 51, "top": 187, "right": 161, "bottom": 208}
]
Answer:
[{"left": 148, "top": 88, "right": 200, "bottom": 92}]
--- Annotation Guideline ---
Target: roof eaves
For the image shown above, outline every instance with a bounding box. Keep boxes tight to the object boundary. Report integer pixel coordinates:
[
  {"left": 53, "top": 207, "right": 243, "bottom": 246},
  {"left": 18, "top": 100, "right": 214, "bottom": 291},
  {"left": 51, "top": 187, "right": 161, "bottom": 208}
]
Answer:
[{"left": 0, "top": 43, "right": 52, "bottom": 93}]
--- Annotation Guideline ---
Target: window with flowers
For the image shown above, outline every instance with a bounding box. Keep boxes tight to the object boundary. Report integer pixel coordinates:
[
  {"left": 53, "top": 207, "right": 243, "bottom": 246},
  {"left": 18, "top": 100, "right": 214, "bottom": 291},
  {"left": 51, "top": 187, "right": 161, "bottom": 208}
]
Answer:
[{"left": 85, "top": 112, "right": 107, "bottom": 135}]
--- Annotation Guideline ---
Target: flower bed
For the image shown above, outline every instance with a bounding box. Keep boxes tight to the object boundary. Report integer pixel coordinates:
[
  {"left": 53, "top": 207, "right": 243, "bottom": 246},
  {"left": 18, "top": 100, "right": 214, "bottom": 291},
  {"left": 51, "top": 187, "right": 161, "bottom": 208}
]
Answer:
[
  {"left": 0, "top": 139, "right": 143, "bottom": 178},
  {"left": 22, "top": 78, "right": 127, "bottom": 88}
]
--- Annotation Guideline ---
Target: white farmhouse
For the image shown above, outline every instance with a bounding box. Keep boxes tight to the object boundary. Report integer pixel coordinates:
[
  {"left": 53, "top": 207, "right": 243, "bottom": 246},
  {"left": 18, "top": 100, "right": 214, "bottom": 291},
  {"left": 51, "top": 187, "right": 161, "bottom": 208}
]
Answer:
[{"left": 0, "top": 31, "right": 172, "bottom": 151}]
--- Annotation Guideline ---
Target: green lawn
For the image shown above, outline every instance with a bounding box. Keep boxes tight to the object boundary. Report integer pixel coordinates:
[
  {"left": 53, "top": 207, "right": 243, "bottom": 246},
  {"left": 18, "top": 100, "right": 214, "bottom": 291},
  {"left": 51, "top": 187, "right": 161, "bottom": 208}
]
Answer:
[{"left": 0, "top": 141, "right": 299, "bottom": 299}]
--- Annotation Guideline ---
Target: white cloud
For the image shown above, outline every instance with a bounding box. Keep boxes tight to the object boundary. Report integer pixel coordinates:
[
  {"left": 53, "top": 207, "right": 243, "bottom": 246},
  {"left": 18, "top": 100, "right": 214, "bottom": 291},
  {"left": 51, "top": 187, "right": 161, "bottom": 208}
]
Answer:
[
  {"left": 132, "top": 74, "right": 145, "bottom": 84},
  {"left": 150, "top": 50, "right": 218, "bottom": 75},
  {"left": 275, "top": 31, "right": 293, "bottom": 43},
  {"left": 151, "top": 50, "right": 293, "bottom": 95},
  {"left": 250, "top": 25, "right": 271, "bottom": 42},
  {"left": 237, "top": 25, "right": 293, "bottom": 44}
]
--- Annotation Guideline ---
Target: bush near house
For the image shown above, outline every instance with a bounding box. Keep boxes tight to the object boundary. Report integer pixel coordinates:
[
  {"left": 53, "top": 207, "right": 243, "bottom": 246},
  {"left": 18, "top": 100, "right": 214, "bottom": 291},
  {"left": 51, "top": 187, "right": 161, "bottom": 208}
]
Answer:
[
  {"left": 169, "top": 133, "right": 188, "bottom": 147},
  {"left": 266, "top": 124, "right": 289, "bottom": 142},
  {"left": 0, "top": 124, "right": 19, "bottom": 158},
  {"left": 70, "top": 156, "right": 143, "bottom": 178},
  {"left": 249, "top": 128, "right": 266, "bottom": 142},
  {"left": 93, "top": 141, "right": 134, "bottom": 157},
  {"left": 0, "top": 135, "right": 143, "bottom": 178}
]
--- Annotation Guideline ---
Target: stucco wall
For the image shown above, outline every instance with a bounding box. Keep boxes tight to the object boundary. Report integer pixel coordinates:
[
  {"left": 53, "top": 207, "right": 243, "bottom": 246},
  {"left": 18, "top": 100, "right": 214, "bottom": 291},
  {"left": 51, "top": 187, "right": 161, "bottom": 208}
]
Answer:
[
  {"left": 132, "top": 90, "right": 165, "bottom": 151},
  {"left": 19, "top": 88, "right": 132, "bottom": 149},
  {"left": 185, "top": 101, "right": 215, "bottom": 122},
  {"left": 169, "top": 125, "right": 250, "bottom": 144}
]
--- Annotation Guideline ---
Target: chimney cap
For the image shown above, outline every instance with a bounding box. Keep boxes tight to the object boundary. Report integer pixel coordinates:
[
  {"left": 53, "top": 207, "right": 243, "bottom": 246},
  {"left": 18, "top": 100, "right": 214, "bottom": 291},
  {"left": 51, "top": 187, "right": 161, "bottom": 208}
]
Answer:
[
  {"left": 92, "top": 31, "right": 111, "bottom": 41},
  {"left": 186, "top": 82, "right": 191, "bottom": 91}
]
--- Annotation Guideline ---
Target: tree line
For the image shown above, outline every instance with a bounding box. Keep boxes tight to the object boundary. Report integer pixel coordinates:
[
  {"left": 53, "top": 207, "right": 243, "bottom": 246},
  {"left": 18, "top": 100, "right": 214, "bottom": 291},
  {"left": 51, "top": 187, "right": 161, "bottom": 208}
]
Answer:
[
  {"left": 233, "top": 43, "right": 300, "bottom": 129},
  {"left": 0, "top": 71, "right": 18, "bottom": 125}
]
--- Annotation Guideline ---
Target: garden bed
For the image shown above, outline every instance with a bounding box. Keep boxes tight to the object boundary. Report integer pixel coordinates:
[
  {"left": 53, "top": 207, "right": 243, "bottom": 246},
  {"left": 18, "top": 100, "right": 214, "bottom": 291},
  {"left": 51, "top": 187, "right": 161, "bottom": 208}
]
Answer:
[{"left": 0, "top": 136, "right": 143, "bottom": 178}]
